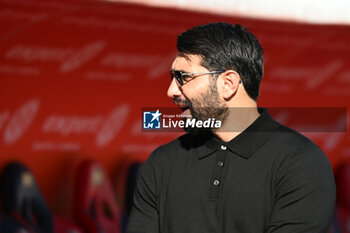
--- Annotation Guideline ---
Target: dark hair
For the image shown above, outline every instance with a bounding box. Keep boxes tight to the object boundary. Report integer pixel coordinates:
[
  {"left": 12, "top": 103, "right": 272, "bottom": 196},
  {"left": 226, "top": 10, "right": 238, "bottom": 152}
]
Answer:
[{"left": 177, "top": 22, "right": 264, "bottom": 101}]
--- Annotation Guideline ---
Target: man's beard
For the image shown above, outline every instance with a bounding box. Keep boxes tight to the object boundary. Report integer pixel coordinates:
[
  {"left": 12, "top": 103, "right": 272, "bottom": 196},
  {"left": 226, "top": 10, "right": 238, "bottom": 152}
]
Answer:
[{"left": 174, "top": 81, "right": 229, "bottom": 135}]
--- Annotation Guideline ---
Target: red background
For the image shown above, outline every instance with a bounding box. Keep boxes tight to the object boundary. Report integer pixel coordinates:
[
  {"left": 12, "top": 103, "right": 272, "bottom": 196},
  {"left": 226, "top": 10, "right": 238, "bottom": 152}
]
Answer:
[{"left": 0, "top": 0, "right": 349, "bottom": 215}]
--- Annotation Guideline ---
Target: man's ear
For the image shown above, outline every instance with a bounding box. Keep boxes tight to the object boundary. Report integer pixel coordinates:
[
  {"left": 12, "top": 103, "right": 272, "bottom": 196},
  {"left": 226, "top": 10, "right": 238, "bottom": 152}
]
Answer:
[{"left": 220, "top": 70, "right": 241, "bottom": 100}]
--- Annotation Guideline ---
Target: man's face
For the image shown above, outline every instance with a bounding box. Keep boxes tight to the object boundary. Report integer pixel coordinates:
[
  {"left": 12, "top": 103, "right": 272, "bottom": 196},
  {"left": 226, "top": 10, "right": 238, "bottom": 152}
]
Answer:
[{"left": 167, "top": 54, "right": 228, "bottom": 134}]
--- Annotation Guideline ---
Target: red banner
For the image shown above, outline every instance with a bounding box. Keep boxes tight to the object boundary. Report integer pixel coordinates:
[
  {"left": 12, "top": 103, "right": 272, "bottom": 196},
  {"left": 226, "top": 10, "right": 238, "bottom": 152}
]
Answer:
[{"left": 0, "top": 0, "right": 349, "bottom": 212}]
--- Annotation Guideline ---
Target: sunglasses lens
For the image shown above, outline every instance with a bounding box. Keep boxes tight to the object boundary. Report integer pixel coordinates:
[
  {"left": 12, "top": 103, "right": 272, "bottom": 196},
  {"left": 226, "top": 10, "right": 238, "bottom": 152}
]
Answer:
[
  {"left": 175, "top": 72, "right": 183, "bottom": 85},
  {"left": 170, "top": 71, "right": 183, "bottom": 85}
]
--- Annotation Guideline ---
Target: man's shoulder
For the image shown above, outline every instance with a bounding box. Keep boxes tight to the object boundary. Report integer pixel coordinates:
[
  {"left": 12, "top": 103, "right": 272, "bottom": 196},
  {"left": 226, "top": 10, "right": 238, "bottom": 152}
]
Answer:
[
  {"left": 272, "top": 123, "right": 319, "bottom": 150},
  {"left": 269, "top": 124, "right": 334, "bottom": 189},
  {"left": 269, "top": 123, "right": 328, "bottom": 164}
]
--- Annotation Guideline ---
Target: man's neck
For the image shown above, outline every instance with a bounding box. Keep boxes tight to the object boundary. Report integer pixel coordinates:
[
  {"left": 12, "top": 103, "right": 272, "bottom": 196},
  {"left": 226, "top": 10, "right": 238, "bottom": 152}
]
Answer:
[{"left": 214, "top": 107, "right": 260, "bottom": 142}]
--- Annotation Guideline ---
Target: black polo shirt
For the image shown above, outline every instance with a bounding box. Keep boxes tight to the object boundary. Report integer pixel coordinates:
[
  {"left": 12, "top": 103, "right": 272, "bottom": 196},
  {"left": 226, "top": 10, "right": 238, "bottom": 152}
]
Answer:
[{"left": 126, "top": 109, "right": 336, "bottom": 233}]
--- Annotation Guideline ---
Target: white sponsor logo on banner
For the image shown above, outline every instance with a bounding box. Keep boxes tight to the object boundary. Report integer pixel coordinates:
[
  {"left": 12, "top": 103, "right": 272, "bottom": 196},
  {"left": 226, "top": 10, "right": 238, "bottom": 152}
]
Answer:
[
  {"left": 0, "top": 111, "right": 10, "bottom": 130},
  {"left": 304, "top": 132, "right": 345, "bottom": 152},
  {"left": 148, "top": 54, "right": 176, "bottom": 80},
  {"left": 96, "top": 104, "right": 129, "bottom": 147},
  {"left": 305, "top": 60, "right": 343, "bottom": 89},
  {"left": 60, "top": 41, "right": 105, "bottom": 73},
  {"left": 323, "top": 69, "right": 350, "bottom": 96},
  {"left": 3, "top": 99, "right": 40, "bottom": 145},
  {"left": 43, "top": 116, "right": 103, "bottom": 136},
  {"left": 101, "top": 52, "right": 175, "bottom": 80},
  {"left": 42, "top": 104, "right": 129, "bottom": 147},
  {"left": 5, "top": 41, "right": 106, "bottom": 73},
  {"left": 271, "top": 60, "right": 343, "bottom": 90},
  {"left": 6, "top": 45, "right": 73, "bottom": 62}
]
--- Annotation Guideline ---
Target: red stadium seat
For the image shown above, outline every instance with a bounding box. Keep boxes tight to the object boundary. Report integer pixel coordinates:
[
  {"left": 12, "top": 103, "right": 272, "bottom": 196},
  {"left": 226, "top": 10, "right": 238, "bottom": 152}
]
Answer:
[
  {"left": 73, "top": 160, "right": 121, "bottom": 233},
  {"left": 0, "top": 162, "right": 84, "bottom": 233},
  {"left": 114, "top": 160, "right": 143, "bottom": 232},
  {"left": 0, "top": 214, "right": 32, "bottom": 233},
  {"left": 0, "top": 162, "right": 53, "bottom": 233}
]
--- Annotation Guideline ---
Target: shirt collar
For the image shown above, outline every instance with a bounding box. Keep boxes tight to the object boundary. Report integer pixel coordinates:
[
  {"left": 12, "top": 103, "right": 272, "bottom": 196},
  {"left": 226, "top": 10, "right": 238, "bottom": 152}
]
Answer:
[{"left": 196, "top": 108, "right": 281, "bottom": 160}]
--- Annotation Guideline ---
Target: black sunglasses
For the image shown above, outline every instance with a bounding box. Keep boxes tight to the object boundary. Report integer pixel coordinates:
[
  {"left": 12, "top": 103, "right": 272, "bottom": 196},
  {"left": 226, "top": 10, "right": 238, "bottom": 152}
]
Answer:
[{"left": 170, "top": 70, "right": 224, "bottom": 86}]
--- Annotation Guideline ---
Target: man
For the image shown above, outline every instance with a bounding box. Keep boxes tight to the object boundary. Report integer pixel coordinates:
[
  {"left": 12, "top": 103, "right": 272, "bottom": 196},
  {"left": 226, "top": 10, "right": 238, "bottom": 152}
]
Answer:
[{"left": 126, "top": 23, "right": 336, "bottom": 233}]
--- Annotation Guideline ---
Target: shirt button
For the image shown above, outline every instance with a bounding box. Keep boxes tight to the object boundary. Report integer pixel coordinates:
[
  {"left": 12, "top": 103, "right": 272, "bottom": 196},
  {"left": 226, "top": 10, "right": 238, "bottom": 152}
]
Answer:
[
  {"left": 218, "top": 161, "right": 224, "bottom": 167},
  {"left": 213, "top": 180, "right": 220, "bottom": 186},
  {"left": 221, "top": 145, "right": 227, "bottom": 150}
]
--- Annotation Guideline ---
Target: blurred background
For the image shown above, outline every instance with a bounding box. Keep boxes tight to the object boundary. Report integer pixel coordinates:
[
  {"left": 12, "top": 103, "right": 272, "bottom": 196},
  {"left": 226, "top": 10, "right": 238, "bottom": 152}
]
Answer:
[{"left": 0, "top": 0, "right": 349, "bottom": 232}]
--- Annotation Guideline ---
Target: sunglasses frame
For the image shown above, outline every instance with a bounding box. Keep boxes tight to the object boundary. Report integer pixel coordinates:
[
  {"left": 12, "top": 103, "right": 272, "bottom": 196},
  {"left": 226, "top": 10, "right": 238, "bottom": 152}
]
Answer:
[{"left": 170, "top": 70, "right": 224, "bottom": 86}]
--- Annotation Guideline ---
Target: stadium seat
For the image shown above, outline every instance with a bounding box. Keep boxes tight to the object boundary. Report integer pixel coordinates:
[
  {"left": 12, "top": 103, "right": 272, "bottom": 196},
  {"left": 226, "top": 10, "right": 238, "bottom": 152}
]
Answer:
[
  {"left": 0, "top": 162, "right": 53, "bottom": 233},
  {"left": 73, "top": 160, "right": 121, "bottom": 233},
  {"left": 0, "top": 213, "right": 32, "bottom": 233}
]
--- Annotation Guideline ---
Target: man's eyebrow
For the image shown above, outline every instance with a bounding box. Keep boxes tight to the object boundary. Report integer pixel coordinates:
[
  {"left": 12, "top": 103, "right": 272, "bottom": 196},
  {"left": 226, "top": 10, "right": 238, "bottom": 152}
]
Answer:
[{"left": 170, "top": 69, "right": 189, "bottom": 73}]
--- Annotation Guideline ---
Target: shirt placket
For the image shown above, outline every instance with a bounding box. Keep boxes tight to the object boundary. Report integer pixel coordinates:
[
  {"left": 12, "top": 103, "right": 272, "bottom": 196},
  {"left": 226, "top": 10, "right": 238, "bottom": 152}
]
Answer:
[{"left": 209, "top": 144, "right": 227, "bottom": 200}]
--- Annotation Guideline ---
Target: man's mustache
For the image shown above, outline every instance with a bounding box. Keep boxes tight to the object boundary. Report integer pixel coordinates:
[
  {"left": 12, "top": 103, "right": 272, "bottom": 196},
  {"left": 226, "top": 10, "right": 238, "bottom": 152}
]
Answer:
[{"left": 173, "top": 97, "right": 191, "bottom": 107}]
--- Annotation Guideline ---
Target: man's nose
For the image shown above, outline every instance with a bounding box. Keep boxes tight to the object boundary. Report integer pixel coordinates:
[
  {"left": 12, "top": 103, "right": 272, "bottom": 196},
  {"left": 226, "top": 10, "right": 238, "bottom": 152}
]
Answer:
[{"left": 167, "top": 78, "right": 182, "bottom": 98}]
